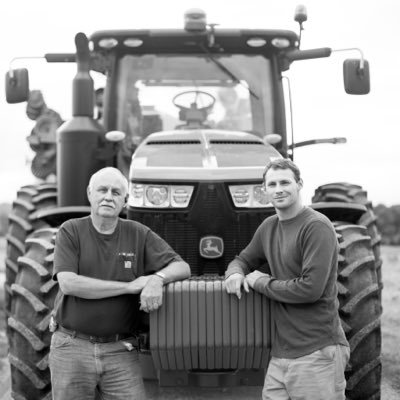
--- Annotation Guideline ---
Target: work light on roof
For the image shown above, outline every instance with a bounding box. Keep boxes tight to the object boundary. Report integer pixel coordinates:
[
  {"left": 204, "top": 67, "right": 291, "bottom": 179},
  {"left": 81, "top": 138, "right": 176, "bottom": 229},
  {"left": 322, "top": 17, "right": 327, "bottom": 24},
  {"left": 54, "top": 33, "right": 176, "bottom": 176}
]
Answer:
[
  {"left": 247, "top": 38, "right": 267, "bottom": 48},
  {"left": 184, "top": 8, "right": 207, "bottom": 32},
  {"left": 123, "top": 38, "right": 143, "bottom": 48},
  {"left": 271, "top": 38, "right": 291, "bottom": 49},
  {"left": 98, "top": 38, "right": 118, "bottom": 49}
]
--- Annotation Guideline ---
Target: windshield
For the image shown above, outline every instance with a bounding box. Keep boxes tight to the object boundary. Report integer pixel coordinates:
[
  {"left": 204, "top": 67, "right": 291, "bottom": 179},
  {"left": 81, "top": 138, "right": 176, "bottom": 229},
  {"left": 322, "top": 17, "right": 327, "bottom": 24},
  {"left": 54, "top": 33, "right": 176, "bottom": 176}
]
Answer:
[{"left": 115, "top": 54, "right": 274, "bottom": 142}]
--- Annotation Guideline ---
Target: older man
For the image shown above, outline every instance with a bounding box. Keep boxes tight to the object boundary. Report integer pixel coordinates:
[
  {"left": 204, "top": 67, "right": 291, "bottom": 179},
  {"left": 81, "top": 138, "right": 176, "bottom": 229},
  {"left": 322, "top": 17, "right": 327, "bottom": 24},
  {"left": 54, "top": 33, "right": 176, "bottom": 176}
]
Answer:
[{"left": 49, "top": 167, "right": 190, "bottom": 400}]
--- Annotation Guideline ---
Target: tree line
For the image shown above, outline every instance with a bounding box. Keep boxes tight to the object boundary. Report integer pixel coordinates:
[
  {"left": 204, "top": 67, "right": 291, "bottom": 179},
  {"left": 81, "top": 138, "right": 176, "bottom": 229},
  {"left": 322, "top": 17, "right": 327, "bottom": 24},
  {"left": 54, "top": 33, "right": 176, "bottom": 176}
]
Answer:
[
  {"left": 0, "top": 203, "right": 10, "bottom": 236},
  {"left": 375, "top": 204, "right": 400, "bottom": 245}
]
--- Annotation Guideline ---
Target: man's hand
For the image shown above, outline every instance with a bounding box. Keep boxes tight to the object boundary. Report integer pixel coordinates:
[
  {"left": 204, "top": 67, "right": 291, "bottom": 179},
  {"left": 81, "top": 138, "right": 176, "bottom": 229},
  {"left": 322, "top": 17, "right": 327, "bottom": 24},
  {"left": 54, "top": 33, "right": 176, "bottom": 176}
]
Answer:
[
  {"left": 225, "top": 273, "right": 249, "bottom": 299},
  {"left": 139, "top": 275, "right": 164, "bottom": 313},
  {"left": 126, "top": 276, "right": 151, "bottom": 294},
  {"left": 245, "top": 270, "right": 270, "bottom": 289}
]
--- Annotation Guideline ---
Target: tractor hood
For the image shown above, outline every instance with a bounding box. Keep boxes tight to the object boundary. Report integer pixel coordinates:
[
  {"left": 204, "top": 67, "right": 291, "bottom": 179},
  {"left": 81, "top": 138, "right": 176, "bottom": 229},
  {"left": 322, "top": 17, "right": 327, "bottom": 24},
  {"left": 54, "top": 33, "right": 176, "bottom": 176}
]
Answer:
[{"left": 129, "top": 129, "right": 282, "bottom": 182}]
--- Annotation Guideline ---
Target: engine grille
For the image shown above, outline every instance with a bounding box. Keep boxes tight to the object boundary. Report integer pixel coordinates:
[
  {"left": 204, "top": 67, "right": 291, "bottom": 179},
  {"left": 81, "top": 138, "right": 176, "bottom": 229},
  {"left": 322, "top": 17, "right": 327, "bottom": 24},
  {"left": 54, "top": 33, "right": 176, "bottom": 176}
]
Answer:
[{"left": 129, "top": 182, "right": 274, "bottom": 276}]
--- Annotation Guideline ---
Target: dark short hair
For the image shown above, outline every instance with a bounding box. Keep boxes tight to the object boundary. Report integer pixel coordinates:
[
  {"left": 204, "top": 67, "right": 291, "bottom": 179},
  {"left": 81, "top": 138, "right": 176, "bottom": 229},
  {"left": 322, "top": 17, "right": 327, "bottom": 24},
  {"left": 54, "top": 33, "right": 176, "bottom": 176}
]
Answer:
[{"left": 263, "top": 158, "right": 301, "bottom": 183}]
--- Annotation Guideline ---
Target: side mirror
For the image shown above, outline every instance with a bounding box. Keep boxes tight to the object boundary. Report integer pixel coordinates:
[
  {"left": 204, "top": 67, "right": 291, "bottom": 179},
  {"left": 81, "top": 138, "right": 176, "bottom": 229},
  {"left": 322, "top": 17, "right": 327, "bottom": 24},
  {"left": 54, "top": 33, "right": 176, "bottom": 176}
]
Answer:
[
  {"left": 343, "top": 59, "right": 370, "bottom": 95},
  {"left": 5, "top": 68, "right": 30, "bottom": 103}
]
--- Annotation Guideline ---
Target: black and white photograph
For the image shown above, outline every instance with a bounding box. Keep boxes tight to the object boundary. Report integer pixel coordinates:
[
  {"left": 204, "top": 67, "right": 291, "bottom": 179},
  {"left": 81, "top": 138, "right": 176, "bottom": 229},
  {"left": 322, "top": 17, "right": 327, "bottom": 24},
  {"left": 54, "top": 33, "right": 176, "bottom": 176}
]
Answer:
[{"left": 1, "top": 1, "right": 399, "bottom": 399}]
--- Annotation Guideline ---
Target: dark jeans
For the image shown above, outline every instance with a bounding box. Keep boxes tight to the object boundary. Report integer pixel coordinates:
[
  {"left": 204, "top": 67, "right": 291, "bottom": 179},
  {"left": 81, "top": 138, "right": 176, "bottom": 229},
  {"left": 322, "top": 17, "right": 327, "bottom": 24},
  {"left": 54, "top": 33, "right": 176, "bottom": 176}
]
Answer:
[{"left": 49, "top": 331, "right": 146, "bottom": 400}]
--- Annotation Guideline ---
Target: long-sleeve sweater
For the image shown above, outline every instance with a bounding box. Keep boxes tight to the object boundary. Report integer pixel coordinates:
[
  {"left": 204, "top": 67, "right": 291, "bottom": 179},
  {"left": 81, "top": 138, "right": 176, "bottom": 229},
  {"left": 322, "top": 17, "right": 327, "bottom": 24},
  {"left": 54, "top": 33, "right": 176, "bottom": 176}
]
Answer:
[{"left": 226, "top": 207, "right": 348, "bottom": 358}]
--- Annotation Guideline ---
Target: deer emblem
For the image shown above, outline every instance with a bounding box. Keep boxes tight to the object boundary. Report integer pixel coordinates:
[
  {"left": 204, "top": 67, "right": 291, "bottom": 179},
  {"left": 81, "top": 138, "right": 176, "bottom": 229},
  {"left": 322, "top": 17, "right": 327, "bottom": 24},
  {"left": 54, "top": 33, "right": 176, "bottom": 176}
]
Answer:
[{"left": 200, "top": 236, "right": 223, "bottom": 258}]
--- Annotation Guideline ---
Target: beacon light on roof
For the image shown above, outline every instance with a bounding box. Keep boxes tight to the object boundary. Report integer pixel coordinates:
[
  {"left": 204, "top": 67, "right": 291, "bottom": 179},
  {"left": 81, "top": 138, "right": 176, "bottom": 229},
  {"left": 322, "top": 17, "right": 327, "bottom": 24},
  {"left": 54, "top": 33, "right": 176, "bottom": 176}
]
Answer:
[
  {"left": 247, "top": 38, "right": 267, "bottom": 48},
  {"left": 184, "top": 8, "right": 207, "bottom": 32},
  {"left": 98, "top": 38, "right": 118, "bottom": 49},
  {"left": 123, "top": 38, "right": 143, "bottom": 48},
  {"left": 294, "top": 4, "right": 308, "bottom": 25},
  {"left": 271, "top": 37, "right": 291, "bottom": 49}
]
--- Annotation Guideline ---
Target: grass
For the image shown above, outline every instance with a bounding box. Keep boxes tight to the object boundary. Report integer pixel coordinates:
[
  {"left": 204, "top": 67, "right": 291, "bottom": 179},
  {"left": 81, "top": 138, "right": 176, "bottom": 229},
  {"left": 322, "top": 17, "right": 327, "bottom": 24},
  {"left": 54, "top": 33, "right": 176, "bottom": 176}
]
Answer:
[
  {"left": 0, "top": 236, "right": 8, "bottom": 382},
  {"left": 380, "top": 246, "right": 400, "bottom": 392}
]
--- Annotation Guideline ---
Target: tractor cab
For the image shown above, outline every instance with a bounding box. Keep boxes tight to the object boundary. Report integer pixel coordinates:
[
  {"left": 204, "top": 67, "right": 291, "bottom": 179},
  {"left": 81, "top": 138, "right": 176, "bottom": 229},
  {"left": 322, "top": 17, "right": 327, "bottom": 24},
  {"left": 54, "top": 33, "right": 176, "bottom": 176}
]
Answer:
[{"left": 88, "top": 26, "right": 296, "bottom": 168}]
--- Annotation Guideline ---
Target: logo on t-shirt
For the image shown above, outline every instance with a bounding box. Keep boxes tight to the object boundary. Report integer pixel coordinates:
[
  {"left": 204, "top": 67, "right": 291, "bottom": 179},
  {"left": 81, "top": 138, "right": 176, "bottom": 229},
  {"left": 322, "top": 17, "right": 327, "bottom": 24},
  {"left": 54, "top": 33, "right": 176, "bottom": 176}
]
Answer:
[{"left": 118, "top": 252, "right": 136, "bottom": 272}]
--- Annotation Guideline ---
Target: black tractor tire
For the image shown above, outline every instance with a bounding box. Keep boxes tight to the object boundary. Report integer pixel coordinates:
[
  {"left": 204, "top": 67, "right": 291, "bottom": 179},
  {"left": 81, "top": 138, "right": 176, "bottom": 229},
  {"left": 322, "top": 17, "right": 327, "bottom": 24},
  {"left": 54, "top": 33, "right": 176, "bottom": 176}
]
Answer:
[
  {"left": 312, "top": 183, "right": 383, "bottom": 295},
  {"left": 5, "top": 184, "right": 57, "bottom": 318},
  {"left": 335, "top": 223, "right": 381, "bottom": 400},
  {"left": 8, "top": 225, "right": 58, "bottom": 400}
]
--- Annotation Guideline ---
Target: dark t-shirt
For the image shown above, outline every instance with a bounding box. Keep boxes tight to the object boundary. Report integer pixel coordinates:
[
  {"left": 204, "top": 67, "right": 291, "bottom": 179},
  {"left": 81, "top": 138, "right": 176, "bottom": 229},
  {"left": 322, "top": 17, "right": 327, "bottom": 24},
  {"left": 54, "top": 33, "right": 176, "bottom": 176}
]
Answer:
[
  {"left": 226, "top": 207, "right": 348, "bottom": 358},
  {"left": 53, "top": 216, "right": 182, "bottom": 336}
]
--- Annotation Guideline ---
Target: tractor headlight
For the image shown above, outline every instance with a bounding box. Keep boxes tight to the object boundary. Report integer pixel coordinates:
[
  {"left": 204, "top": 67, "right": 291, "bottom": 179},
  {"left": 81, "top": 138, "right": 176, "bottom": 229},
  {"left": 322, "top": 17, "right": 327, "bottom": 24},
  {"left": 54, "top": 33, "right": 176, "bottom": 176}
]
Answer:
[
  {"left": 231, "top": 187, "right": 250, "bottom": 205},
  {"left": 229, "top": 184, "right": 269, "bottom": 208},
  {"left": 129, "top": 183, "right": 194, "bottom": 208},
  {"left": 132, "top": 184, "right": 144, "bottom": 200},
  {"left": 253, "top": 185, "right": 269, "bottom": 205},
  {"left": 171, "top": 186, "right": 193, "bottom": 207},
  {"left": 146, "top": 186, "right": 168, "bottom": 207}
]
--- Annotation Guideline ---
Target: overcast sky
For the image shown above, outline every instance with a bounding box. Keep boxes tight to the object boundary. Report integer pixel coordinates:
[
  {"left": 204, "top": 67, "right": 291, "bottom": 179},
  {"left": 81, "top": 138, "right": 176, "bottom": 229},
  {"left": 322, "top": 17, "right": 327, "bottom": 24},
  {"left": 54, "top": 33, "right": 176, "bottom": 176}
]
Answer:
[{"left": 1, "top": 0, "right": 399, "bottom": 206}]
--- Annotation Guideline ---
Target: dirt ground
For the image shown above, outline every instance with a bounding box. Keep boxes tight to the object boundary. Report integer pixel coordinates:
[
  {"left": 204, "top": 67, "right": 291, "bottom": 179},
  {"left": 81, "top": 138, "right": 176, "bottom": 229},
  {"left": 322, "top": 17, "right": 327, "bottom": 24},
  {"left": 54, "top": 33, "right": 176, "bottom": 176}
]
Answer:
[{"left": 0, "top": 240, "right": 399, "bottom": 399}]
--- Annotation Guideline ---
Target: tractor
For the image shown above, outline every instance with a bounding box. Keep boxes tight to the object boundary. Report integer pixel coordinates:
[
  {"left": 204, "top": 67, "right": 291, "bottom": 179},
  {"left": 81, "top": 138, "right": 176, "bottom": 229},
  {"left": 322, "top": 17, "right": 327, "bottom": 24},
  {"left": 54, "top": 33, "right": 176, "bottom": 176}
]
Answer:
[{"left": 4, "top": 6, "right": 382, "bottom": 400}]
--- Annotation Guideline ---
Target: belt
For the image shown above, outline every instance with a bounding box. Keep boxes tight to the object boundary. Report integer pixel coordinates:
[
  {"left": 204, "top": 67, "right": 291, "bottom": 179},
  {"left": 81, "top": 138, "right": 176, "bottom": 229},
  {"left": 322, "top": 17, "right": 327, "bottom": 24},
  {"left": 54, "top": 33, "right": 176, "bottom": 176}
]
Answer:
[{"left": 57, "top": 325, "right": 134, "bottom": 344}]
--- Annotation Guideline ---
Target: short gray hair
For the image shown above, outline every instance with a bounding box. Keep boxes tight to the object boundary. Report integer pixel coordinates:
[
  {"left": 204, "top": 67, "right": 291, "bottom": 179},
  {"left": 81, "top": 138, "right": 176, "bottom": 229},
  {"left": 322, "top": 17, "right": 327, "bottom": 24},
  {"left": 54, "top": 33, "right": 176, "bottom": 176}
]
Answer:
[{"left": 88, "top": 167, "right": 128, "bottom": 193}]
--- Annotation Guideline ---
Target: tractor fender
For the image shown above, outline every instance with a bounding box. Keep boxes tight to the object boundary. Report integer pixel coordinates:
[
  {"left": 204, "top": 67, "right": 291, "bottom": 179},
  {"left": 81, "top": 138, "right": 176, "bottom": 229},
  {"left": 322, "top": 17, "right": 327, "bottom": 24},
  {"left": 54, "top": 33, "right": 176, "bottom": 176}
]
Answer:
[{"left": 310, "top": 202, "right": 366, "bottom": 224}]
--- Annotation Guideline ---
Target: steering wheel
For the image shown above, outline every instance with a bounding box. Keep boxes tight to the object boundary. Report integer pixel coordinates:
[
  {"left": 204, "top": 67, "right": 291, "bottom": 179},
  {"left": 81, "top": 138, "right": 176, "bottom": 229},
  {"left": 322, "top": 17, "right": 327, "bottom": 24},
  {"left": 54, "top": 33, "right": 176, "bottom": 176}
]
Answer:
[{"left": 172, "top": 90, "right": 216, "bottom": 113}]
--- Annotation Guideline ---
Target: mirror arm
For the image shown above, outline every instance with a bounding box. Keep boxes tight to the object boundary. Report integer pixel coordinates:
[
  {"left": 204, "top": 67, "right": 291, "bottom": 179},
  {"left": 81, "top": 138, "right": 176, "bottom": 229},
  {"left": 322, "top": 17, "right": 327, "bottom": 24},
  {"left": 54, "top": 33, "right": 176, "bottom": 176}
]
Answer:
[
  {"left": 8, "top": 53, "right": 75, "bottom": 77},
  {"left": 8, "top": 56, "right": 45, "bottom": 79},
  {"left": 332, "top": 47, "right": 365, "bottom": 71}
]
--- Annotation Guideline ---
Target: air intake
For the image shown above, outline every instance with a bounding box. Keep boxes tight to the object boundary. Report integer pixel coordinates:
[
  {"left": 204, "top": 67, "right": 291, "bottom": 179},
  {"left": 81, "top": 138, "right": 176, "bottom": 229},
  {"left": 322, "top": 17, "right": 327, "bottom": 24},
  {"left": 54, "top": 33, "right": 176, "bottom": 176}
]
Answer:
[
  {"left": 147, "top": 140, "right": 201, "bottom": 145},
  {"left": 210, "top": 140, "right": 263, "bottom": 145}
]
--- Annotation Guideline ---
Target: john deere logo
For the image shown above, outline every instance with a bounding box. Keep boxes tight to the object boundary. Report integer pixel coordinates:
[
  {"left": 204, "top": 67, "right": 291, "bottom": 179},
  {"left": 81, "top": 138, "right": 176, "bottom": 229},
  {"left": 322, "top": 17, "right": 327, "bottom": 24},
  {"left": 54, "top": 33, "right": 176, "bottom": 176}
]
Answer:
[{"left": 199, "top": 236, "right": 224, "bottom": 259}]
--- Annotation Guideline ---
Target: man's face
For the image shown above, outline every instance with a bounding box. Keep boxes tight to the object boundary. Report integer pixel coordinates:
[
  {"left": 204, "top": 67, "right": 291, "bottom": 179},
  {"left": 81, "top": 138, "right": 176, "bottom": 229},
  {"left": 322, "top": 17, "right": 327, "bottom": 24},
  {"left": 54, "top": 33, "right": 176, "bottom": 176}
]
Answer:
[
  {"left": 264, "top": 168, "right": 302, "bottom": 210},
  {"left": 87, "top": 171, "right": 127, "bottom": 219}
]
